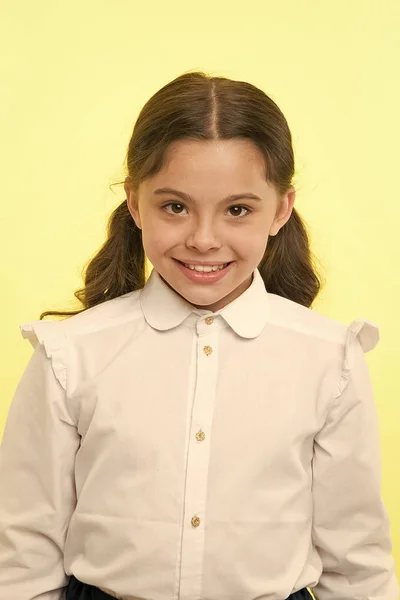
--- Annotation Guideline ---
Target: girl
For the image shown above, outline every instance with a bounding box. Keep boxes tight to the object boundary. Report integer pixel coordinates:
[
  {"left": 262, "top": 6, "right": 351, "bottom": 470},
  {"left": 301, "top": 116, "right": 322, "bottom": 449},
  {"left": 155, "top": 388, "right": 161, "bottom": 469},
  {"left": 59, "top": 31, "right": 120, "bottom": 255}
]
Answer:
[{"left": 0, "top": 71, "right": 398, "bottom": 600}]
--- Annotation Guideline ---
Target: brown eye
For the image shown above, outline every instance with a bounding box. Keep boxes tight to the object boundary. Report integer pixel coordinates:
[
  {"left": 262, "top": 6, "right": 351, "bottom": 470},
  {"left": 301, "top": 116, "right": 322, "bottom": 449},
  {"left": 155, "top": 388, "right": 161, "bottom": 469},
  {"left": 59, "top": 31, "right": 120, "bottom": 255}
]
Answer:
[
  {"left": 228, "top": 205, "right": 250, "bottom": 217},
  {"left": 164, "top": 202, "right": 188, "bottom": 215}
]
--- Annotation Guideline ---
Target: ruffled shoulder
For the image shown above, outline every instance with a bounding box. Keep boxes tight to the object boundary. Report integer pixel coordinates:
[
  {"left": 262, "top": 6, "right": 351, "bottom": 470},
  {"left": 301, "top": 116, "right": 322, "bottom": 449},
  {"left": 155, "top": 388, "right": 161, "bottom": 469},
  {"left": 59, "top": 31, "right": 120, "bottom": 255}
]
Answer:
[
  {"left": 336, "top": 318, "right": 380, "bottom": 398},
  {"left": 19, "top": 320, "right": 67, "bottom": 391}
]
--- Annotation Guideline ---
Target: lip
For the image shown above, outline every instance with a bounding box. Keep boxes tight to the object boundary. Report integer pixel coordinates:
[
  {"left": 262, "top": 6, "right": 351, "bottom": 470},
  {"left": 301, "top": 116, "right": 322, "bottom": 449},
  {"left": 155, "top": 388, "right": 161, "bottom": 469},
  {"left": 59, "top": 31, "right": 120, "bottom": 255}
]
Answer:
[{"left": 173, "top": 258, "right": 234, "bottom": 283}]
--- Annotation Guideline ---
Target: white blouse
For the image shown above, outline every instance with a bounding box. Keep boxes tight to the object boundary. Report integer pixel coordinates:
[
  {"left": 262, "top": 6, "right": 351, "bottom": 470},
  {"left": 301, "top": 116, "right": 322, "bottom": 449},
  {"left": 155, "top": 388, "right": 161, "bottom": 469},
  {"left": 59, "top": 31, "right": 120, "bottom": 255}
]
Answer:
[{"left": 0, "top": 268, "right": 398, "bottom": 600}]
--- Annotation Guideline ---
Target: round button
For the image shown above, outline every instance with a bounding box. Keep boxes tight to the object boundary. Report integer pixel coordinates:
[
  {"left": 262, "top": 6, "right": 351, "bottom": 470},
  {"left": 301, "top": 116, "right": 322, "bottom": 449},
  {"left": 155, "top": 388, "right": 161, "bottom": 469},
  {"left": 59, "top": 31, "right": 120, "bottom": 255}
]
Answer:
[
  {"left": 203, "top": 345, "right": 213, "bottom": 356},
  {"left": 191, "top": 516, "right": 201, "bottom": 528},
  {"left": 205, "top": 316, "right": 214, "bottom": 325},
  {"left": 196, "top": 430, "right": 205, "bottom": 441}
]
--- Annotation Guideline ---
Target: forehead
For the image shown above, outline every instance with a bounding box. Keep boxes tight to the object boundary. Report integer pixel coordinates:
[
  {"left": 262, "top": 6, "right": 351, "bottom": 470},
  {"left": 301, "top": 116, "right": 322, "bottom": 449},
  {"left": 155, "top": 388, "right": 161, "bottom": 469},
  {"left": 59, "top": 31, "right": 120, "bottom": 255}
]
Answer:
[{"left": 142, "top": 139, "right": 273, "bottom": 197}]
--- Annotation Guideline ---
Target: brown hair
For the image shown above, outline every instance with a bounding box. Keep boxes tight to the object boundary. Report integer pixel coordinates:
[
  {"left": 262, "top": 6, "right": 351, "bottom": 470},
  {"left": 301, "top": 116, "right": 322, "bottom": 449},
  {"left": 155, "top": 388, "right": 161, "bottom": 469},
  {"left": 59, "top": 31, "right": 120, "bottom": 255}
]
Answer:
[{"left": 39, "top": 70, "right": 325, "bottom": 320}]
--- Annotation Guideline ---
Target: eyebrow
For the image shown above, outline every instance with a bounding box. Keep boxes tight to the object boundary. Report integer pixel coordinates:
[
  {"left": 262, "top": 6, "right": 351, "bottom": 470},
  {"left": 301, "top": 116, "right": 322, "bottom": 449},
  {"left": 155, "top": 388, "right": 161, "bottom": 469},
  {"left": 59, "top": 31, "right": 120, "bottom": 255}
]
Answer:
[{"left": 153, "top": 187, "right": 263, "bottom": 203}]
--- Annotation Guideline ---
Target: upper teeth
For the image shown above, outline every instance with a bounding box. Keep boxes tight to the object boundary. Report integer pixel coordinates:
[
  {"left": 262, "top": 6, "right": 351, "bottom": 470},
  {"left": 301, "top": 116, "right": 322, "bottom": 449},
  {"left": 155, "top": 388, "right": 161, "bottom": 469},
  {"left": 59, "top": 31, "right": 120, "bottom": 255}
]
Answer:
[{"left": 184, "top": 263, "right": 227, "bottom": 272}]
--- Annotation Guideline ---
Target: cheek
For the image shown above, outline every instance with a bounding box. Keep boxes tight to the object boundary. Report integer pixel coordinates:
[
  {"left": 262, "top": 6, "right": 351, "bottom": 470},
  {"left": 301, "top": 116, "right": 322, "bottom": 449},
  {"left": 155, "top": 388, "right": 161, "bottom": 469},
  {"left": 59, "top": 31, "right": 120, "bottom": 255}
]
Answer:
[
  {"left": 234, "top": 226, "right": 268, "bottom": 251},
  {"left": 235, "top": 230, "right": 269, "bottom": 262},
  {"left": 141, "top": 225, "right": 178, "bottom": 256}
]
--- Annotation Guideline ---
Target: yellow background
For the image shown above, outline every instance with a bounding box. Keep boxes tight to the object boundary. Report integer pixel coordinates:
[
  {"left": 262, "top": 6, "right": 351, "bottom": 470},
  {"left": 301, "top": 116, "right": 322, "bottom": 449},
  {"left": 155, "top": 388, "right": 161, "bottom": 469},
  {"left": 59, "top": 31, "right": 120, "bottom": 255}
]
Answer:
[{"left": 1, "top": 0, "right": 399, "bottom": 582}]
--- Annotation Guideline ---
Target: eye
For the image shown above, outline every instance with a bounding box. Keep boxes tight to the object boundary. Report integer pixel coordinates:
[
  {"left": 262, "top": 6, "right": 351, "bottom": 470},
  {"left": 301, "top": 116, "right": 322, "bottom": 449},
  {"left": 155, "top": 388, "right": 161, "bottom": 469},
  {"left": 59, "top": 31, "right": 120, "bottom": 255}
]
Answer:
[
  {"left": 227, "top": 205, "right": 251, "bottom": 218},
  {"left": 164, "top": 202, "right": 188, "bottom": 215}
]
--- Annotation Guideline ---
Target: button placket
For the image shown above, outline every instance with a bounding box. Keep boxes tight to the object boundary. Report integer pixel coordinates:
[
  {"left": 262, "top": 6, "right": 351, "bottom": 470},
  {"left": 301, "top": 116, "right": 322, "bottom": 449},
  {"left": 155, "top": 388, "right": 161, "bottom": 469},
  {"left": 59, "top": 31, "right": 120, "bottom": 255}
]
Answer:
[{"left": 178, "top": 326, "right": 219, "bottom": 600}]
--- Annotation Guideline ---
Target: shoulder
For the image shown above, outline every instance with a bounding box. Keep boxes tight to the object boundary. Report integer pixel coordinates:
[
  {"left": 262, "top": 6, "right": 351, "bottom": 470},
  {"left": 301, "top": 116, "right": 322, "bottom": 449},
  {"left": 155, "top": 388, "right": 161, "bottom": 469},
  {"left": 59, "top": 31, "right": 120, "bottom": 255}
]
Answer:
[
  {"left": 266, "top": 292, "right": 379, "bottom": 354},
  {"left": 21, "top": 289, "right": 143, "bottom": 344},
  {"left": 19, "top": 289, "right": 144, "bottom": 391},
  {"left": 64, "top": 288, "right": 143, "bottom": 335},
  {"left": 266, "top": 294, "right": 380, "bottom": 399}
]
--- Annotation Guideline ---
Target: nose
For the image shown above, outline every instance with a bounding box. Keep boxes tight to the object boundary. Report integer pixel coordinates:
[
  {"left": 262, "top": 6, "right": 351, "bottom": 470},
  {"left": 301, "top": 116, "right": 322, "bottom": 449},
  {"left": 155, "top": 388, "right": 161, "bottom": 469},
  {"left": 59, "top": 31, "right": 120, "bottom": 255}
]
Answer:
[{"left": 185, "top": 218, "right": 222, "bottom": 252}]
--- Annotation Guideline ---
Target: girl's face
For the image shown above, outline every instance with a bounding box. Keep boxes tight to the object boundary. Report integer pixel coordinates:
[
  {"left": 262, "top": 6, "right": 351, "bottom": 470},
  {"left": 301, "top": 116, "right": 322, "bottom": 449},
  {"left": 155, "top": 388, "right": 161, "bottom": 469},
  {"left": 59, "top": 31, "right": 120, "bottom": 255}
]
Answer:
[{"left": 125, "top": 139, "right": 296, "bottom": 312}]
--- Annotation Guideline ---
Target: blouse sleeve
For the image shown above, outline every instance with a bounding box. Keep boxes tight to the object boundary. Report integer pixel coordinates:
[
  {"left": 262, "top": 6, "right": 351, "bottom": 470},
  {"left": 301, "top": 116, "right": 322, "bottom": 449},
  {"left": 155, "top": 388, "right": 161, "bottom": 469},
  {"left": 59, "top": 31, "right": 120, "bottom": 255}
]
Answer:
[
  {"left": 0, "top": 321, "right": 80, "bottom": 600},
  {"left": 311, "top": 318, "right": 399, "bottom": 600}
]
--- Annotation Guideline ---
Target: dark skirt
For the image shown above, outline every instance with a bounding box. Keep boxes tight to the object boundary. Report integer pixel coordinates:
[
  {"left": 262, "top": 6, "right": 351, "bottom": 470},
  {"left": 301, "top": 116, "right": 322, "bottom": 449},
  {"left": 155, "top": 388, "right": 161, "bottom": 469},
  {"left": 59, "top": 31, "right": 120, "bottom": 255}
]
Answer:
[{"left": 66, "top": 575, "right": 314, "bottom": 600}]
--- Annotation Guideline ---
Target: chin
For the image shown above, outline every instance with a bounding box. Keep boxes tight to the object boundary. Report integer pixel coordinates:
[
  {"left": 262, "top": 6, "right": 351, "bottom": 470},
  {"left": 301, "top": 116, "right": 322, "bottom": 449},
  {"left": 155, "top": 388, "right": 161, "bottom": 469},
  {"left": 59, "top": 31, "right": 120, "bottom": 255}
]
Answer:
[
  {"left": 175, "top": 288, "right": 219, "bottom": 305},
  {"left": 189, "top": 290, "right": 228, "bottom": 306}
]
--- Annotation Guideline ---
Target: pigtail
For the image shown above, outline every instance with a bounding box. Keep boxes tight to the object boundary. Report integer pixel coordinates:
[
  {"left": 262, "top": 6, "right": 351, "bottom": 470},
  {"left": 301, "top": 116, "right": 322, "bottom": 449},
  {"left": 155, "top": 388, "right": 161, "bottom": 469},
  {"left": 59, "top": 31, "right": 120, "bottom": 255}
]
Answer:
[
  {"left": 259, "top": 207, "right": 324, "bottom": 309},
  {"left": 39, "top": 200, "right": 145, "bottom": 320}
]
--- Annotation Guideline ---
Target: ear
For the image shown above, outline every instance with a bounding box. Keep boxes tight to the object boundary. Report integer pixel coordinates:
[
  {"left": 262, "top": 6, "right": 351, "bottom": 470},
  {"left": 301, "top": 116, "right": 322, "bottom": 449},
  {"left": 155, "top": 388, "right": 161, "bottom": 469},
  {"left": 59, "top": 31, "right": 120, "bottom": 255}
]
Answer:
[
  {"left": 124, "top": 180, "right": 142, "bottom": 230},
  {"left": 270, "top": 187, "right": 296, "bottom": 236}
]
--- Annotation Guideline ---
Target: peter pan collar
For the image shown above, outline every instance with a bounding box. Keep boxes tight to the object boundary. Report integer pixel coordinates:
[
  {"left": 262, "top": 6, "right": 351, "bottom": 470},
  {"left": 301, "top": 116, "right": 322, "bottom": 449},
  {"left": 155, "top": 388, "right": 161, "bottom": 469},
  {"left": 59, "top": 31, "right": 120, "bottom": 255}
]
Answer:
[{"left": 139, "top": 267, "right": 270, "bottom": 339}]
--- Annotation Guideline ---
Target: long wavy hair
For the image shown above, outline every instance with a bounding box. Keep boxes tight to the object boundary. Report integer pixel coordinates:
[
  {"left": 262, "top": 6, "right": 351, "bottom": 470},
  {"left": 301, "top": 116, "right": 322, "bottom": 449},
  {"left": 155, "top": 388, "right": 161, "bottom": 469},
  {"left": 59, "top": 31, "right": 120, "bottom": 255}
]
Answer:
[{"left": 40, "top": 70, "right": 325, "bottom": 320}]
